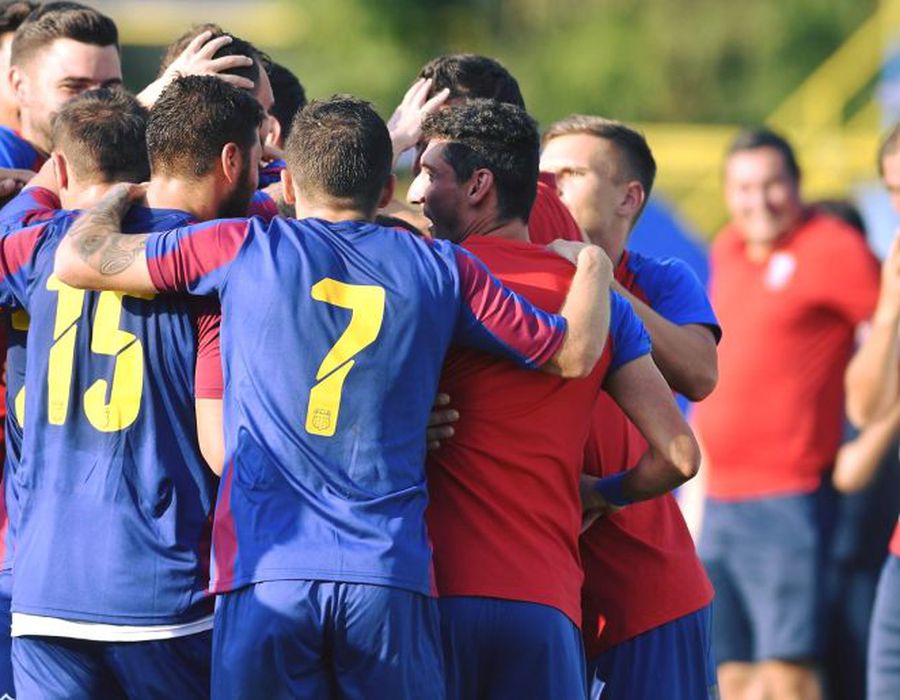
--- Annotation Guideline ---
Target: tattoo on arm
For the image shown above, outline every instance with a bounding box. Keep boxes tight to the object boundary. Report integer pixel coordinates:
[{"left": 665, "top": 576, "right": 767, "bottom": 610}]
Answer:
[{"left": 66, "top": 185, "right": 147, "bottom": 276}]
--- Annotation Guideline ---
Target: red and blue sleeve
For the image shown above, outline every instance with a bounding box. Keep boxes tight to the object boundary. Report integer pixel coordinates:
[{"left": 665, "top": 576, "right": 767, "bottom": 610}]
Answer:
[
  {"left": 0, "top": 187, "right": 60, "bottom": 233},
  {"left": 0, "top": 221, "right": 48, "bottom": 308},
  {"left": 628, "top": 253, "right": 722, "bottom": 343},
  {"left": 193, "top": 300, "right": 223, "bottom": 400},
  {"left": 145, "top": 219, "right": 249, "bottom": 295},
  {"left": 450, "top": 244, "right": 567, "bottom": 368},
  {"left": 607, "top": 291, "right": 651, "bottom": 374}
]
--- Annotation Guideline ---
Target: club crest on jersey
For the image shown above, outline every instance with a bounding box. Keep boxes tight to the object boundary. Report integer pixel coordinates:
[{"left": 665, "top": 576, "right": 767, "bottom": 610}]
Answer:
[
  {"left": 765, "top": 251, "right": 796, "bottom": 290},
  {"left": 310, "top": 408, "right": 333, "bottom": 433}
]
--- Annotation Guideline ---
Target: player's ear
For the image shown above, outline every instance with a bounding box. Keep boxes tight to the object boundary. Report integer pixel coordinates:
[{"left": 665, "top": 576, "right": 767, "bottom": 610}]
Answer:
[
  {"left": 9, "top": 65, "right": 26, "bottom": 108},
  {"left": 51, "top": 151, "right": 69, "bottom": 192},
  {"left": 377, "top": 174, "right": 396, "bottom": 210},
  {"left": 281, "top": 167, "right": 296, "bottom": 206},
  {"left": 265, "top": 117, "right": 282, "bottom": 150},
  {"left": 620, "top": 181, "right": 645, "bottom": 219},
  {"left": 221, "top": 142, "right": 246, "bottom": 186},
  {"left": 467, "top": 168, "right": 493, "bottom": 206}
]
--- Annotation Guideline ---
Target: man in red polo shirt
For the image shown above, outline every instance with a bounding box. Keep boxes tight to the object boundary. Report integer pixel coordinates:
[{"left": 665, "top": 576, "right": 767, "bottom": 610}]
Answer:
[
  {"left": 541, "top": 115, "right": 721, "bottom": 700},
  {"left": 409, "top": 98, "right": 701, "bottom": 700},
  {"left": 693, "top": 128, "right": 880, "bottom": 700}
]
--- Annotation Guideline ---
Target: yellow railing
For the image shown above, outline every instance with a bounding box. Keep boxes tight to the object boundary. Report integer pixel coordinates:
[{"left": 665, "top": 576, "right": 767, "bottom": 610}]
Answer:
[{"left": 637, "top": 0, "right": 897, "bottom": 238}]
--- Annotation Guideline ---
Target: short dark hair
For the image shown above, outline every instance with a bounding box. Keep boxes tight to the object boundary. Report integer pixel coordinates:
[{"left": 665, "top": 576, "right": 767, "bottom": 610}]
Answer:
[
  {"left": 422, "top": 98, "right": 540, "bottom": 223},
  {"left": 417, "top": 54, "right": 525, "bottom": 108},
  {"left": 878, "top": 122, "right": 900, "bottom": 177},
  {"left": 147, "top": 75, "right": 263, "bottom": 179},
  {"left": 11, "top": 2, "right": 118, "bottom": 67},
  {"left": 157, "top": 25, "right": 260, "bottom": 88},
  {"left": 50, "top": 88, "right": 148, "bottom": 183},
  {"left": 264, "top": 59, "right": 306, "bottom": 141},
  {"left": 544, "top": 115, "right": 657, "bottom": 213},
  {"left": 726, "top": 127, "right": 800, "bottom": 182},
  {"left": 284, "top": 95, "right": 392, "bottom": 215},
  {"left": 0, "top": 1, "right": 36, "bottom": 36}
]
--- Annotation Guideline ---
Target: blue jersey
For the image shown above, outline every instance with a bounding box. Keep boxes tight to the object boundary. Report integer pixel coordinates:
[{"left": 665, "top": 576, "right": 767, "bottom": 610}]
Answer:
[
  {"left": 0, "top": 187, "right": 62, "bottom": 580},
  {"left": 0, "top": 206, "right": 220, "bottom": 626},
  {"left": 145, "top": 217, "right": 568, "bottom": 596},
  {"left": 616, "top": 250, "right": 721, "bottom": 341},
  {"left": 0, "top": 127, "right": 44, "bottom": 171}
]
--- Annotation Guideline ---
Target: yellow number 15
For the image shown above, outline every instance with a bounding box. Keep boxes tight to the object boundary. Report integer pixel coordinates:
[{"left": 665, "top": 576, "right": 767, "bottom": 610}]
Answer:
[
  {"left": 46, "top": 274, "right": 153, "bottom": 432},
  {"left": 305, "top": 279, "right": 385, "bottom": 437}
]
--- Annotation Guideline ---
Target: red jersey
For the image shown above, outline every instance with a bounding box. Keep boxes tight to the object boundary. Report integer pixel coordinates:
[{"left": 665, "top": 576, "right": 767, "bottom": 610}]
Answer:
[
  {"left": 426, "top": 235, "right": 650, "bottom": 625},
  {"left": 694, "top": 213, "right": 880, "bottom": 499},
  {"left": 891, "top": 519, "right": 900, "bottom": 557},
  {"left": 580, "top": 250, "right": 720, "bottom": 656},
  {"left": 527, "top": 172, "right": 585, "bottom": 245}
]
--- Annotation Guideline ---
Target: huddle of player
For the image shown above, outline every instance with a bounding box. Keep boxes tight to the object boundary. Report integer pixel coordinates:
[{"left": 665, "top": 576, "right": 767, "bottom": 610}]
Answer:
[{"left": 0, "top": 2, "right": 724, "bottom": 699}]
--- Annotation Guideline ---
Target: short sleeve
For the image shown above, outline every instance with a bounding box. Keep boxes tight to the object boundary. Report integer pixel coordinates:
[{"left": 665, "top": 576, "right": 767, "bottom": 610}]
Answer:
[
  {"left": 815, "top": 226, "right": 880, "bottom": 324},
  {"left": 145, "top": 219, "right": 249, "bottom": 295},
  {"left": 449, "top": 243, "right": 567, "bottom": 368},
  {"left": 627, "top": 253, "right": 722, "bottom": 342},
  {"left": 0, "top": 221, "right": 51, "bottom": 309},
  {"left": 193, "top": 300, "right": 223, "bottom": 400},
  {"left": 0, "top": 187, "right": 60, "bottom": 233},
  {"left": 607, "top": 291, "right": 652, "bottom": 374}
]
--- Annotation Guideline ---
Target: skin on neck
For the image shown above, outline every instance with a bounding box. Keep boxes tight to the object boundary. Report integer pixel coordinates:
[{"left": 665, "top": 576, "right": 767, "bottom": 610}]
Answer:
[
  {"left": 284, "top": 169, "right": 395, "bottom": 224},
  {"left": 59, "top": 180, "right": 121, "bottom": 211},
  {"left": 584, "top": 222, "right": 629, "bottom": 267},
  {"left": 145, "top": 175, "right": 223, "bottom": 221}
]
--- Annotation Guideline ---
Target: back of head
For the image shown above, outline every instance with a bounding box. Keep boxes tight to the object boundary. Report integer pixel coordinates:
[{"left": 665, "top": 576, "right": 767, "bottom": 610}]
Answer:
[
  {"left": 726, "top": 127, "right": 800, "bottom": 182},
  {"left": 284, "top": 95, "right": 392, "bottom": 216},
  {"left": 264, "top": 59, "right": 306, "bottom": 142},
  {"left": 50, "top": 87, "right": 148, "bottom": 183},
  {"left": 417, "top": 54, "right": 525, "bottom": 108},
  {"left": 0, "top": 1, "right": 36, "bottom": 36},
  {"left": 157, "top": 25, "right": 260, "bottom": 87},
  {"left": 544, "top": 114, "right": 657, "bottom": 203},
  {"left": 11, "top": 2, "right": 118, "bottom": 67},
  {"left": 421, "top": 98, "right": 540, "bottom": 223},
  {"left": 147, "top": 75, "right": 263, "bottom": 179}
]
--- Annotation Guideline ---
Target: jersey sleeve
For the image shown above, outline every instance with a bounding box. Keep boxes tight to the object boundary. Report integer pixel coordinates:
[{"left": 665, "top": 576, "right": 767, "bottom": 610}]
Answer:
[
  {"left": 0, "top": 187, "right": 60, "bottom": 233},
  {"left": 145, "top": 218, "right": 249, "bottom": 295},
  {"left": 607, "top": 291, "right": 652, "bottom": 374},
  {"left": 0, "top": 221, "right": 49, "bottom": 308},
  {"left": 246, "top": 191, "right": 279, "bottom": 222},
  {"left": 193, "top": 300, "right": 223, "bottom": 400},
  {"left": 450, "top": 244, "right": 567, "bottom": 368},
  {"left": 816, "top": 227, "right": 881, "bottom": 324},
  {"left": 628, "top": 253, "right": 722, "bottom": 342}
]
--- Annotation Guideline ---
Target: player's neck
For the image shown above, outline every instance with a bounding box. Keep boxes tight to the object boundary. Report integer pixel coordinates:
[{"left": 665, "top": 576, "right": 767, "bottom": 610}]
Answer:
[
  {"left": 144, "top": 177, "right": 219, "bottom": 221},
  {"left": 62, "top": 182, "right": 121, "bottom": 211},
  {"left": 586, "top": 226, "right": 626, "bottom": 266},
  {"left": 294, "top": 202, "right": 372, "bottom": 223},
  {"left": 17, "top": 112, "right": 48, "bottom": 155},
  {"left": 479, "top": 217, "right": 529, "bottom": 242}
]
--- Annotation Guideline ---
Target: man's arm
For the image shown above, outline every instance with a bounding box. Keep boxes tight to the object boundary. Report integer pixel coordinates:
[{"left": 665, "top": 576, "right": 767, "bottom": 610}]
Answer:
[
  {"left": 196, "top": 398, "right": 225, "bottom": 476},
  {"left": 832, "top": 404, "right": 900, "bottom": 493},
  {"left": 53, "top": 183, "right": 155, "bottom": 294},
  {"left": 612, "top": 279, "right": 718, "bottom": 400},
  {"left": 845, "top": 235, "right": 900, "bottom": 426},
  {"left": 583, "top": 355, "right": 700, "bottom": 515}
]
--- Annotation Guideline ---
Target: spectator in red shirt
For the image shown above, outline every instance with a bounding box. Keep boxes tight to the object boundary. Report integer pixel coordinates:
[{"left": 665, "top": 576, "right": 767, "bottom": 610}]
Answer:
[{"left": 693, "top": 128, "right": 881, "bottom": 700}]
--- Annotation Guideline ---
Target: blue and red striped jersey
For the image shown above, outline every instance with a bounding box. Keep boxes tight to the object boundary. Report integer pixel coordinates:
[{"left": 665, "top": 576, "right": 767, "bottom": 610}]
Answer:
[
  {"left": 145, "top": 216, "right": 568, "bottom": 595},
  {"left": 0, "top": 206, "right": 220, "bottom": 626},
  {"left": 0, "top": 127, "right": 44, "bottom": 172}
]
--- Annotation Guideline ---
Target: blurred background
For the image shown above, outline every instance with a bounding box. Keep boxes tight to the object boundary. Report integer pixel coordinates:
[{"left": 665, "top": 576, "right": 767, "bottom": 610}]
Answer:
[{"left": 89, "top": 0, "right": 900, "bottom": 271}]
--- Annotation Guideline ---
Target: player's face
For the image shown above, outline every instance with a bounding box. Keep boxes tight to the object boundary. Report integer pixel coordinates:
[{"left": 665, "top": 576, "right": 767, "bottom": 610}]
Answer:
[
  {"left": 724, "top": 146, "right": 803, "bottom": 246},
  {"left": 882, "top": 150, "right": 900, "bottom": 214},
  {"left": 407, "top": 140, "right": 469, "bottom": 242},
  {"left": 540, "top": 134, "right": 626, "bottom": 246},
  {"left": 16, "top": 39, "right": 122, "bottom": 152}
]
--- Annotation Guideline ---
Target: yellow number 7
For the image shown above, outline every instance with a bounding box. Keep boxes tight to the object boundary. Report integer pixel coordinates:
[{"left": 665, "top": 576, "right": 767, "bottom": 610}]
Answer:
[{"left": 305, "top": 278, "right": 385, "bottom": 437}]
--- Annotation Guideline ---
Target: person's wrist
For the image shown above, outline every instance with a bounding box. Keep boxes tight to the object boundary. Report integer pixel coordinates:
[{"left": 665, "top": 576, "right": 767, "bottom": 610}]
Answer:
[{"left": 592, "top": 471, "right": 633, "bottom": 508}]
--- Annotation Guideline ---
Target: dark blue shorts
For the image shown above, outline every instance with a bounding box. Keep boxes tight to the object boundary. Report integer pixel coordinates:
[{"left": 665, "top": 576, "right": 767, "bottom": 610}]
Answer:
[
  {"left": 212, "top": 580, "right": 444, "bottom": 700},
  {"left": 438, "top": 596, "right": 586, "bottom": 700},
  {"left": 0, "top": 578, "right": 12, "bottom": 700},
  {"left": 587, "top": 604, "right": 716, "bottom": 700},
  {"left": 699, "top": 486, "right": 835, "bottom": 664},
  {"left": 868, "top": 554, "right": 900, "bottom": 699},
  {"left": 11, "top": 630, "right": 211, "bottom": 699}
]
